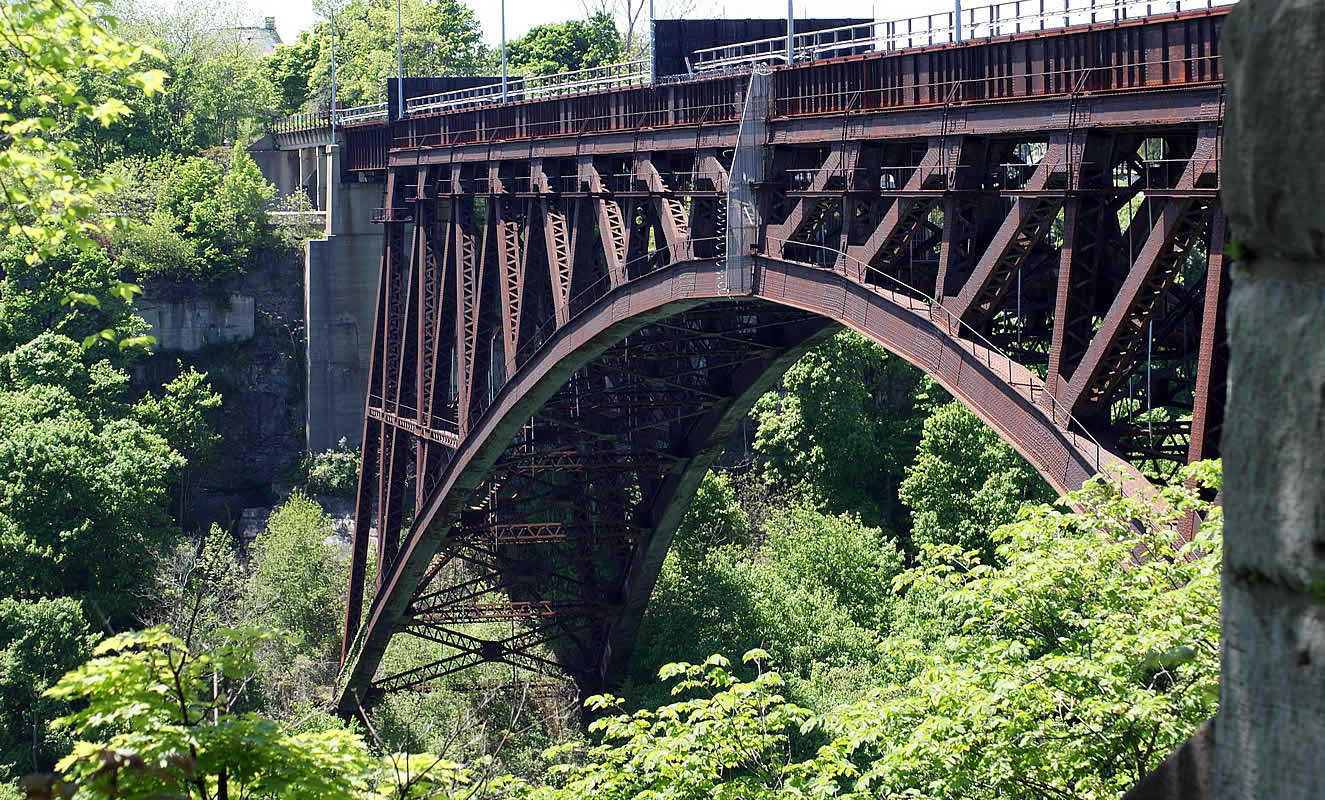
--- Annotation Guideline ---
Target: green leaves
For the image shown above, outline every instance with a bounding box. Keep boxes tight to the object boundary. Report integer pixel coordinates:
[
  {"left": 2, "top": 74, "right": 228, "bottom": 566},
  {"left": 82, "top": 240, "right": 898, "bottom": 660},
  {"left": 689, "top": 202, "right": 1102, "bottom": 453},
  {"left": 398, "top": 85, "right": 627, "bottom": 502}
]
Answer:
[
  {"left": 752, "top": 330, "right": 923, "bottom": 530},
  {"left": 45, "top": 627, "right": 377, "bottom": 800},
  {"left": 899, "top": 400, "right": 1054, "bottom": 562},
  {"left": 0, "top": 0, "right": 162, "bottom": 264},
  {"left": 505, "top": 13, "right": 622, "bottom": 77},
  {"left": 111, "top": 150, "right": 274, "bottom": 284}
]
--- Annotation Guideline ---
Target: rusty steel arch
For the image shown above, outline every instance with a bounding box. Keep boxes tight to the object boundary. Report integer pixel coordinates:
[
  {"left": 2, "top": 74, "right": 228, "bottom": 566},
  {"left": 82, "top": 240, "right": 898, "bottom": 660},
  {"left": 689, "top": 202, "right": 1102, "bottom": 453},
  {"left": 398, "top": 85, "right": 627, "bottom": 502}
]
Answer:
[
  {"left": 334, "top": 229, "right": 1214, "bottom": 713},
  {"left": 331, "top": 8, "right": 1232, "bottom": 712}
]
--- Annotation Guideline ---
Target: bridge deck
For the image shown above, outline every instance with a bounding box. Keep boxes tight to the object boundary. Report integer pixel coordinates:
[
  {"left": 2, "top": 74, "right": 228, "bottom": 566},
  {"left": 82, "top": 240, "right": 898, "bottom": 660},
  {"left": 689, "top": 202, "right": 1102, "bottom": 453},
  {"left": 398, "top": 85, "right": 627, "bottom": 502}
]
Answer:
[{"left": 302, "top": 4, "right": 1231, "bottom": 173}]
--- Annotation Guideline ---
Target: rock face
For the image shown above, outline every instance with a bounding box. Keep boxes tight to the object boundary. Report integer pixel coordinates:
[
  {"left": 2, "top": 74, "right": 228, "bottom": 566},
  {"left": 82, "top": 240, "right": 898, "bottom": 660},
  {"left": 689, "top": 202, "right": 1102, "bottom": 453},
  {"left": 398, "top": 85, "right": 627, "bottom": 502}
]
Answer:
[
  {"left": 137, "top": 293, "right": 256, "bottom": 352},
  {"left": 133, "top": 245, "right": 307, "bottom": 526},
  {"left": 1218, "top": 1, "right": 1325, "bottom": 797}
]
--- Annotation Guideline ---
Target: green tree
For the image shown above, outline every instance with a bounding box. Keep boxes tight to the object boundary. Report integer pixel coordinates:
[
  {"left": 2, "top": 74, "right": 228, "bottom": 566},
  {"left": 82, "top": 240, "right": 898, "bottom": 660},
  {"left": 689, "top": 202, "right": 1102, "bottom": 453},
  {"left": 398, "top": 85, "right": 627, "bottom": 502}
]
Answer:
[
  {"left": 306, "top": 0, "right": 487, "bottom": 108},
  {"left": 0, "top": 0, "right": 165, "bottom": 264},
  {"left": 670, "top": 470, "right": 748, "bottom": 559},
  {"left": 133, "top": 364, "right": 222, "bottom": 519},
  {"left": 505, "top": 13, "right": 621, "bottom": 77},
  {"left": 263, "top": 29, "right": 323, "bottom": 114},
  {"left": 630, "top": 501, "right": 901, "bottom": 709},
  {"left": 246, "top": 492, "right": 346, "bottom": 661},
  {"left": 898, "top": 400, "right": 1054, "bottom": 561},
  {"left": 69, "top": 0, "right": 278, "bottom": 163},
  {"left": 536, "top": 463, "right": 1222, "bottom": 800},
  {"left": 39, "top": 626, "right": 514, "bottom": 799},
  {"left": 807, "top": 464, "right": 1222, "bottom": 799},
  {"left": 0, "top": 241, "right": 142, "bottom": 355},
  {"left": 44, "top": 628, "right": 373, "bottom": 800},
  {"left": 0, "top": 333, "right": 186, "bottom": 624},
  {"left": 0, "top": 597, "right": 95, "bottom": 780},
  {"left": 752, "top": 330, "right": 922, "bottom": 530},
  {"left": 111, "top": 150, "right": 274, "bottom": 284}
]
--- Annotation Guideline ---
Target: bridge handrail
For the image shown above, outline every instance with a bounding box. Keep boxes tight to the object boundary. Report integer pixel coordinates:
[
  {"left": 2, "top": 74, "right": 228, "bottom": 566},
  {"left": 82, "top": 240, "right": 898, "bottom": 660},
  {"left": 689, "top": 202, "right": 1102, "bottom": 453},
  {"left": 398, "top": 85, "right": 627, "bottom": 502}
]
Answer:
[
  {"left": 405, "top": 59, "right": 650, "bottom": 117},
  {"left": 692, "top": 0, "right": 1236, "bottom": 72},
  {"left": 335, "top": 102, "right": 388, "bottom": 125},
  {"left": 764, "top": 235, "right": 1111, "bottom": 476},
  {"left": 273, "top": 109, "right": 330, "bottom": 133}
]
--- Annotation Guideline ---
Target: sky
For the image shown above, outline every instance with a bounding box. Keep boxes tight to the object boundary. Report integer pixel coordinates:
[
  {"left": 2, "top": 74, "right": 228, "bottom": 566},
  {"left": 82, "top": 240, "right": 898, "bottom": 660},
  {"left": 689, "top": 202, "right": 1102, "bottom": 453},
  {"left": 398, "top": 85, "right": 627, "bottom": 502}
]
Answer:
[{"left": 257, "top": 0, "right": 954, "bottom": 48}]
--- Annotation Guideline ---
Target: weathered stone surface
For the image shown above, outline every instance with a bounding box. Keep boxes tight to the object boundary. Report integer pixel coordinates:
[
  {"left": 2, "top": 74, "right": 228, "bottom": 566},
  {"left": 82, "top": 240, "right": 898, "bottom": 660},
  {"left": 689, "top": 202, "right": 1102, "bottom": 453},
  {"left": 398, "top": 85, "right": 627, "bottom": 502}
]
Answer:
[
  {"left": 138, "top": 293, "right": 255, "bottom": 352},
  {"left": 1217, "top": 1, "right": 1325, "bottom": 797},
  {"left": 1124, "top": 719, "right": 1215, "bottom": 800},
  {"left": 134, "top": 245, "right": 306, "bottom": 520},
  {"left": 1217, "top": 580, "right": 1325, "bottom": 799},
  {"left": 1223, "top": 0, "right": 1325, "bottom": 266},
  {"left": 1222, "top": 279, "right": 1325, "bottom": 590}
]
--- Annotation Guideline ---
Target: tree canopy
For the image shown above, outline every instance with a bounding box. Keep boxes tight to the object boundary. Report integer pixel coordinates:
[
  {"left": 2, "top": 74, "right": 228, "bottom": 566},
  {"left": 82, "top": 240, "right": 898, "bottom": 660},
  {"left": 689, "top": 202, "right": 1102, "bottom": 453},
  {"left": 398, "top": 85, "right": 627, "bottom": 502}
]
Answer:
[{"left": 505, "top": 13, "right": 621, "bottom": 77}]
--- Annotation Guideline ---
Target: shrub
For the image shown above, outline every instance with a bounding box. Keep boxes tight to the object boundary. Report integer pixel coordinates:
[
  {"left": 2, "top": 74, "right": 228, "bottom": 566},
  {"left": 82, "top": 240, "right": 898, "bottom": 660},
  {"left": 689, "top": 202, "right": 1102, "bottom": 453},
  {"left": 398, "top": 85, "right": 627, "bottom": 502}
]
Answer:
[{"left": 305, "top": 438, "right": 361, "bottom": 498}]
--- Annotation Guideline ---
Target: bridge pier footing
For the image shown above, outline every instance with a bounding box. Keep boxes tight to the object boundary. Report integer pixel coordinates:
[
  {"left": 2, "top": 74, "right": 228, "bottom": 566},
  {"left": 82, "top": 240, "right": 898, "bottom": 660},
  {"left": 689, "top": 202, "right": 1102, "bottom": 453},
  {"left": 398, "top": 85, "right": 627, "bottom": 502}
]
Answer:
[{"left": 304, "top": 144, "right": 383, "bottom": 452}]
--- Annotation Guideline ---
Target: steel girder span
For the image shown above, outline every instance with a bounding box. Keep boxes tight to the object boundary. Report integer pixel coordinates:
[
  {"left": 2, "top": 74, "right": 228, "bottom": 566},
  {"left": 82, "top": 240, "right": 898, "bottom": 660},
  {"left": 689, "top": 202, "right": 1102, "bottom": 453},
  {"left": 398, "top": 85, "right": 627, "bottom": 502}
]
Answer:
[{"left": 334, "top": 128, "right": 1227, "bottom": 712}]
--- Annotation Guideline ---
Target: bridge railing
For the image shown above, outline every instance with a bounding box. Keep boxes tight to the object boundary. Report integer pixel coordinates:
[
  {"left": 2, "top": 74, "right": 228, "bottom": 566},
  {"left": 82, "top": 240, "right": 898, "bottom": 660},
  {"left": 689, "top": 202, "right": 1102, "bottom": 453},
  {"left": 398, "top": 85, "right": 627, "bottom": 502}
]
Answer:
[
  {"left": 405, "top": 59, "right": 650, "bottom": 117},
  {"left": 692, "top": 0, "right": 1236, "bottom": 72},
  {"left": 273, "top": 109, "right": 330, "bottom": 133},
  {"left": 765, "top": 235, "right": 1112, "bottom": 476},
  {"left": 393, "top": 39, "right": 1221, "bottom": 149},
  {"left": 335, "top": 103, "right": 388, "bottom": 126},
  {"left": 771, "top": 51, "right": 1223, "bottom": 116}
]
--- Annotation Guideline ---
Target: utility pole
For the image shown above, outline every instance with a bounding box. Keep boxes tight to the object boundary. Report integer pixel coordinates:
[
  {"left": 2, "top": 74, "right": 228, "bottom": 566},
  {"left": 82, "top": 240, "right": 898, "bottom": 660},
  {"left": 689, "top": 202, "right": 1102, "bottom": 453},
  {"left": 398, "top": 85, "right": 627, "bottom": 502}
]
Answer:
[{"left": 395, "top": 0, "right": 404, "bottom": 118}]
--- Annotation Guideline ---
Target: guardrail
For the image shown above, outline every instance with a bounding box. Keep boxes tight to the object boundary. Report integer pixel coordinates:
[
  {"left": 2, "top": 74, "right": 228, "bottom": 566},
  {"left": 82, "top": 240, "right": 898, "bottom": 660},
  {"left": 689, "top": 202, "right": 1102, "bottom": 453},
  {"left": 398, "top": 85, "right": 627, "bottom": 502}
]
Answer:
[
  {"left": 275, "top": 0, "right": 1229, "bottom": 135},
  {"left": 692, "top": 0, "right": 1237, "bottom": 72},
  {"left": 405, "top": 59, "right": 649, "bottom": 116}
]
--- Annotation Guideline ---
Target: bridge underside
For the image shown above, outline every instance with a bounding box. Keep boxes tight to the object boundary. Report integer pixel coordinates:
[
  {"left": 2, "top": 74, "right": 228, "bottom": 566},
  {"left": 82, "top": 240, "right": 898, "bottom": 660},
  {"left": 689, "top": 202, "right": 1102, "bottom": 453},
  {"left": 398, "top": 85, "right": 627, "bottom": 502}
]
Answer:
[
  {"left": 333, "top": 9, "right": 1230, "bottom": 713},
  {"left": 362, "top": 296, "right": 834, "bottom": 696}
]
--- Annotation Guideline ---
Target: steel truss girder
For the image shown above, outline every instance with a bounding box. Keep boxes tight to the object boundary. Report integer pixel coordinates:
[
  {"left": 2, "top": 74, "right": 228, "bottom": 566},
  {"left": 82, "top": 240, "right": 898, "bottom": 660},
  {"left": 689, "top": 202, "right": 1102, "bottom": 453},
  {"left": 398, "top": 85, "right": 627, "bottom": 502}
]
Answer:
[{"left": 342, "top": 117, "right": 1229, "bottom": 711}]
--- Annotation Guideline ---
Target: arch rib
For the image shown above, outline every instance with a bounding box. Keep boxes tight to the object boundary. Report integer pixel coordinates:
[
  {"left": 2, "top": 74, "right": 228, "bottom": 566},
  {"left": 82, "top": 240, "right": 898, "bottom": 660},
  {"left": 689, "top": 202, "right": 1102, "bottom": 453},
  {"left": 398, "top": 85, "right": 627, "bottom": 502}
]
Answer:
[{"left": 336, "top": 255, "right": 1134, "bottom": 713}]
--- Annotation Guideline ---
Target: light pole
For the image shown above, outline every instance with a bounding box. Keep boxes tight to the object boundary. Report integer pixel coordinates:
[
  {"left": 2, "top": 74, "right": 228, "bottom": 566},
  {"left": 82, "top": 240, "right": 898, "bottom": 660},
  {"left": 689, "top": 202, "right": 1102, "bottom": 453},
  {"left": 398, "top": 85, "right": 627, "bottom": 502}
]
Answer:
[
  {"left": 501, "top": 0, "right": 508, "bottom": 103},
  {"left": 954, "top": 0, "right": 963, "bottom": 42},
  {"left": 395, "top": 0, "right": 404, "bottom": 118},
  {"left": 786, "top": 0, "right": 793, "bottom": 65},
  {"left": 329, "top": 4, "right": 338, "bottom": 130}
]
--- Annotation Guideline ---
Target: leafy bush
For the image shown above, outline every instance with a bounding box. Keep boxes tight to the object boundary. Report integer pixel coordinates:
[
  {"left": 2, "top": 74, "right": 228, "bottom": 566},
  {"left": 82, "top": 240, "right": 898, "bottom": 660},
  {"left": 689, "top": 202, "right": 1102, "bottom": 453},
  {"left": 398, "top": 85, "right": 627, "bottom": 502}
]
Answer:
[
  {"left": 0, "top": 334, "right": 184, "bottom": 622},
  {"left": 246, "top": 491, "right": 346, "bottom": 660},
  {"left": 0, "top": 597, "right": 95, "bottom": 781},
  {"left": 305, "top": 438, "right": 362, "bottom": 498},
  {"left": 108, "top": 150, "right": 275, "bottom": 285},
  {"left": 752, "top": 330, "right": 923, "bottom": 531},
  {"left": 114, "top": 210, "right": 204, "bottom": 281},
  {"left": 0, "top": 240, "right": 145, "bottom": 356},
  {"left": 899, "top": 400, "right": 1055, "bottom": 561}
]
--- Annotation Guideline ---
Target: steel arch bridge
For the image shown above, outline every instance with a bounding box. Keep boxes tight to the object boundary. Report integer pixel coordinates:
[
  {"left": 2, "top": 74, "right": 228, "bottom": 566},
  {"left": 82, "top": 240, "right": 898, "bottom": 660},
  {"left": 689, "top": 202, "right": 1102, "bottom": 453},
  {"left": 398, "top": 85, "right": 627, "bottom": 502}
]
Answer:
[{"left": 330, "top": 4, "right": 1230, "bottom": 713}]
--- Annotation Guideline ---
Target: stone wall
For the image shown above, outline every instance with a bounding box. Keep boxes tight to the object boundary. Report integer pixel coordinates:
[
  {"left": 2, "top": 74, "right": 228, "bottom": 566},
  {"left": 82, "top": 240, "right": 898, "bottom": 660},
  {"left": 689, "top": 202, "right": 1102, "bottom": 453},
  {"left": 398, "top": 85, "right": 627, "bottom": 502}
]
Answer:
[{"left": 137, "top": 293, "right": 255, "bottom": 352}]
